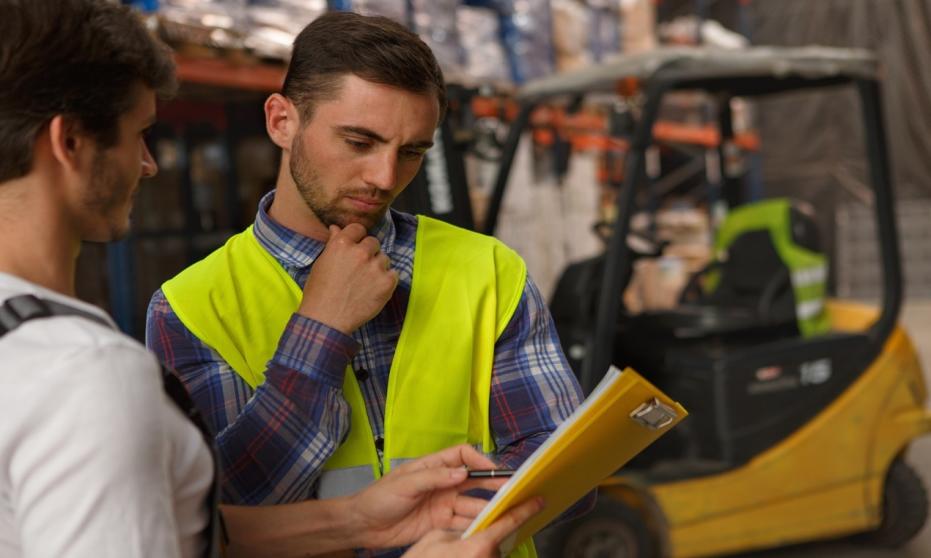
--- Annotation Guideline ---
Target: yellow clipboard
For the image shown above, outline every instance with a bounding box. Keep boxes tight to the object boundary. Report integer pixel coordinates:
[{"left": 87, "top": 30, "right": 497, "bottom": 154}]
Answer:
[{"left": 463, "top": 366, "right": 688, "bottom": 553}]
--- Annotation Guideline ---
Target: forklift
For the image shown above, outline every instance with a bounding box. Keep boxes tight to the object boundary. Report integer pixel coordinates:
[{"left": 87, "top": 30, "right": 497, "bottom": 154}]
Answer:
[{"left": 481, "top": 47, "right": 931, "bottom": 557}]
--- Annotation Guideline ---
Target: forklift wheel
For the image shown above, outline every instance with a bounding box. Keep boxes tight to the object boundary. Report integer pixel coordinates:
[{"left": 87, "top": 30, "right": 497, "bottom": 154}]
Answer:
[
  {"left": 863, "top": 458, "right": 929, "bottom": 548},
  {"left": 534, "top": 498, "right": 655, "bottom": 558}
]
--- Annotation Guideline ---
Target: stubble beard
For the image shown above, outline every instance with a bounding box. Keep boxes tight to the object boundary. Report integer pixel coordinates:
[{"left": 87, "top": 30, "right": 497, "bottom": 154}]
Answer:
[
  {"left": 83, "top": 149, "right": 134, "bottom": 241},
  {"left": 288, "top": 133, "right": 389, "bottom": 231}
]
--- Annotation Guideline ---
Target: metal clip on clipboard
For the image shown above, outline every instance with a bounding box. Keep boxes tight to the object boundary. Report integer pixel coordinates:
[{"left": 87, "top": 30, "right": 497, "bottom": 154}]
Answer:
[{"left": 630, "top": 398, "right": 678, "bottom": 429}]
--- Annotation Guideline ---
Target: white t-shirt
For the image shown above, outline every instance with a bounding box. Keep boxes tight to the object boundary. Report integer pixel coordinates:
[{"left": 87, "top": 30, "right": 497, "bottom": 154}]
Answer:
[{"left": 0, "top": 273, "right": 213, "bottom": 557}]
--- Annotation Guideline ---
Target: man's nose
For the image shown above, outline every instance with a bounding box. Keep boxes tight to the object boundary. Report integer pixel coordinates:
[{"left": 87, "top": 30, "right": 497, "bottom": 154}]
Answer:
[
  {"left": 141, "top": 140, "right": 158, "bottom": 178},
  {"left": 362, "top": 150, "right": 398, "bottom": 191}
]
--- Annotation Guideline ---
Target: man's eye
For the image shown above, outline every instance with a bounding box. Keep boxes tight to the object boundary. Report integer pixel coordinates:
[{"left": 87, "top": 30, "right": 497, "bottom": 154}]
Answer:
[
  {"left": 346, "top": 139, "right": 370, "bottom": 150},
  {"left": 401, "top": 150, "right": 426, "bottom": 160}
]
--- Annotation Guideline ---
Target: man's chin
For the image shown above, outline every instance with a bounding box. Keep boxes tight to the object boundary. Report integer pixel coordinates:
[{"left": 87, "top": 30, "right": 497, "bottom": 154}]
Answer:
[
  {"left": 110, "top": 227, "right": 131, "bottom": 242},
  {"left": 82, "top": 221, "right": 131, "bottom": 243},
  {"left": 327, "top": 209, "right": 388, "bottom": 232}
]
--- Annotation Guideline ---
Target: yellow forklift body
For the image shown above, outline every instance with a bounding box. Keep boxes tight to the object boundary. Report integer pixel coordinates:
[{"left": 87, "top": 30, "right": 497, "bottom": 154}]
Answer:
[{"left": 627, "top": 300, "right": 931, "bottom": 557}]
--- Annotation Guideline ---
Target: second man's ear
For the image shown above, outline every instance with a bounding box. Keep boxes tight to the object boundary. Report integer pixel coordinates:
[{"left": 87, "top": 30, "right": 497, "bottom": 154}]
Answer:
[
  {"left": 46, "top": 114, "right": 93, "bottom": 175},
  {"left": 264, "top": 93, "right": 300, "bottom": 151}
]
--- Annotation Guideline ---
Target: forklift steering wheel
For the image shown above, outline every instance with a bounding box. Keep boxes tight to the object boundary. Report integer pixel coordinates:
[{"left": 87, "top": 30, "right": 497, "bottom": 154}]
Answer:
[
  {"left": 592, "top": 221, "right": 668, "bottom": 260},
  {"left": 626, "top": 230, "right": 667, "bottom": 260}
]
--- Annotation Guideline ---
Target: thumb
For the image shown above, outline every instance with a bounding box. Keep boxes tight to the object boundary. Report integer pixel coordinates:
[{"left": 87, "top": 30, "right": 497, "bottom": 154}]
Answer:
[
  {"left": 469, "top": 497, "right": 544, "bottom": 548},
  {"left": 326, "top": 224, "right": 342, "bottom": 241}
]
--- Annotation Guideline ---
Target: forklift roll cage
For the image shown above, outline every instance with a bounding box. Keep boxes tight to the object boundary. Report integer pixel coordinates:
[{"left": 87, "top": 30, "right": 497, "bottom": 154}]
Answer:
[{"left": 482, "top": 46, "right": 901, "bottom": 394}]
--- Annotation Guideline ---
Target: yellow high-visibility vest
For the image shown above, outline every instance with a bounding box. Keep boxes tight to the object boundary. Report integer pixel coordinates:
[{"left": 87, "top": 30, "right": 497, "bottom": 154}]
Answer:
[
  {"left": 163, "top": 215, "right": 535, "bottom": 557},
  {"left": 709, "top": 198, "right": 830, "bottom": 337}
]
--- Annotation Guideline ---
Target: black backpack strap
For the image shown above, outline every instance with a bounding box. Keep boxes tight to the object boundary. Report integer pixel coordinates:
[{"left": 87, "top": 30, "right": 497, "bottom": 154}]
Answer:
[
  {"left": 0, "top": 294, "right": 110, "bottom": 336},
  {"left": 0, "top": 293, "right": 226, "bottom": 557},
  {"left": 161, "top": 365, "right": 229, "bottom": 555}
]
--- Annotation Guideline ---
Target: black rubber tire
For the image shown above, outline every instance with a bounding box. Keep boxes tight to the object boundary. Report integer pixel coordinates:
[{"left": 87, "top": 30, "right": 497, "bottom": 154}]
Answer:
[
  {"left": 863, "top": 458, "right": 929, "bottom": 548},
  {"left": 534, "top": 497, "right": 655, "bottom": 558}
]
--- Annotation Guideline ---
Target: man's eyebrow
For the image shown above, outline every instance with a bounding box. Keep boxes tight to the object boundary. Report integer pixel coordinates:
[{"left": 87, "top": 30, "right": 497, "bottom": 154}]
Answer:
[
  {"left": 337, "top": 125, "right": 434, "bottom": 150},
  {"left": 338, "top": 126, "right": 387, "bottom": 143}
]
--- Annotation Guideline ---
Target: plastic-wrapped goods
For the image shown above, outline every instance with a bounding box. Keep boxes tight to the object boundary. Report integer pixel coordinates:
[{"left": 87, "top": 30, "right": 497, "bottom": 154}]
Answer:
[
  {"left": 158, "top": 0, "right": 248, "bottom": 50},
  {"left": 505, "top": 0, "right": 556, "bottom": 82},
  {"left": 494, "top": 133, "right": 566, "bottom": 298},
  {"left": 456, "top": 6, "right": 511, "bottom": 85},
  {"left": 125, "top": 0, "right": 160, "bottom": 12},
  {"left": 494, "top": 134, "right": 603, "bottom": 297},
  {"left": 349, "top": 0, "right": 408, "bottom": 25},
  {"left": 658, "top": 16, "right": 749, "bottom": 49},
  {"left": 244, "top": 0, "right": 326, "bottom": 60},
  {"left": 587, "top": 2, "right": 620, "bottom": 62},
  {"left": 411, "top": 0, "right": 464, "bottom": 79},
  {"left": 552, "top": 0, "right": 591, "bottom": 72},
  {"left": 620, "top": 0, "right": 656, "bottom": 53}
]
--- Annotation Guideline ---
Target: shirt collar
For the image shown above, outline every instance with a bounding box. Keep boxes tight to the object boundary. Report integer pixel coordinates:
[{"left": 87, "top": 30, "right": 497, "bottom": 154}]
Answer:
[{"left": 252, "top": 190, "right": 397, "bottom": 269}]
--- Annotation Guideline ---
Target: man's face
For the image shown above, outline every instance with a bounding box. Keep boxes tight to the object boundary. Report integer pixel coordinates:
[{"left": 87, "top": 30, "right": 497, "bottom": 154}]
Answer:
[
  {"left": 287, "top": 75, "right": 439, "bottom": 232},
  {"left": 79, "top": 86, "right": 157, "bottom": 242}
]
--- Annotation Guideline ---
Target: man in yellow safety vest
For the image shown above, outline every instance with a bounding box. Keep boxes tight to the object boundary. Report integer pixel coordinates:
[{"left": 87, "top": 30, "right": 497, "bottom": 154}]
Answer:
[{"left": 147, "top": 11, "right": 590, "bottom": 558}]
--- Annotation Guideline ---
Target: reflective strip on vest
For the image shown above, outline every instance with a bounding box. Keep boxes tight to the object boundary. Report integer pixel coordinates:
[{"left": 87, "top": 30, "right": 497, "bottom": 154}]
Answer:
[
  {"left": 792, "top": 264, "right": 827, "bottom": 287},
  {"left": 317, "top": 466, "right": 376, "bottom": 500},
  {"left": 797, "top": 299, "right": 825, "bottom": 320},
  {"left": 319, "top": 457, "right": 430, "bottom": 498}
]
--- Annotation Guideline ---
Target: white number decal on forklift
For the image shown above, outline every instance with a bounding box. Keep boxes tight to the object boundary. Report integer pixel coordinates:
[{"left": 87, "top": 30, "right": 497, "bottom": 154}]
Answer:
[{"left": 800, "top": 358, "right": 832, "bottom": 386}]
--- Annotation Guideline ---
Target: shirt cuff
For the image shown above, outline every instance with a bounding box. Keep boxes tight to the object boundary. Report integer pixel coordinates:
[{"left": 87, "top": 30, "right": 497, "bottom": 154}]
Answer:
[{"left": 269, "top": 313, "right": 359, "bottom": 389}]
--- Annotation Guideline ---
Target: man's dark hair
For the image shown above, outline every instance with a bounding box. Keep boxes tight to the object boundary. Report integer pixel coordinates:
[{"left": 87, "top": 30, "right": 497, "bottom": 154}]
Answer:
[
  {"left": 0, "top": 0, "right": 177, "bottom": 183},
  {"left": 282, "top": 11, "right": 446, "bottom": 124}
]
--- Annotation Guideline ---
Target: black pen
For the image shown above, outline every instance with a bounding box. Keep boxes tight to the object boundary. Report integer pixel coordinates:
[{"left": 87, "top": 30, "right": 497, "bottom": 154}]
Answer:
[{"left": 467, "top": 469, "right": 516, "bottom": 478}]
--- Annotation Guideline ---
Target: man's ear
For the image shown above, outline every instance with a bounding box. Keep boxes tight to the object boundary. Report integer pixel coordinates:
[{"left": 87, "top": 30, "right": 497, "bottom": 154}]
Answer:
[
  {"left": 46, "top": 114, "right": 89, "bottom": 172},
  {"left": 265, "top": 93, "right": 301, "bottom": 151}
]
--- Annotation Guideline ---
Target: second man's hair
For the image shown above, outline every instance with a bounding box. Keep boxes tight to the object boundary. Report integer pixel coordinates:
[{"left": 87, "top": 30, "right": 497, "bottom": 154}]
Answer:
[{"left": 0, "top": 0, "right": 176, "bottom": 183}]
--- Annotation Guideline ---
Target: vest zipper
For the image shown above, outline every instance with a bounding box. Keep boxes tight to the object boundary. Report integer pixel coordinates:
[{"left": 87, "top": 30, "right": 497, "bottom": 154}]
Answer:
[{"left": 375, "top": 436, "right": 385, "bottom": 475}]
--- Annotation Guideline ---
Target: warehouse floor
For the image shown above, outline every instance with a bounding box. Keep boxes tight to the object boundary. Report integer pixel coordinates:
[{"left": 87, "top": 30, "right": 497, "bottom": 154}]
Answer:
[{"left": 746, "top": 301, "right": 931, "bottom": 558}]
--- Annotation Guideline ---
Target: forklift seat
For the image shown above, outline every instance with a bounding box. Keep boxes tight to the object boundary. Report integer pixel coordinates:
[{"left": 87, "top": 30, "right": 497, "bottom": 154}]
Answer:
[{"left": 636, "top": 198, "right": 830, "bottom": 340}]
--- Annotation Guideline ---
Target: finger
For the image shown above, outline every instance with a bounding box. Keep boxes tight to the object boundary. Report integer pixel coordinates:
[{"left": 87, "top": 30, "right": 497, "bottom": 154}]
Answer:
[
  {"left": 431, "top": 529, "right": 462, "bottom": 542},
  {"left": 456, "top": 446, "right": 500, "bottom": 471},
  {"left": 376, "top": 269, "right": 399, "bottom": 298},
  {"left": 453, "top": 495, "right": 495, "bottom": 519},
  {"left": 460, "top": 477, "right": 508, "bottom": 492},
  {"left": 327, "top": 224, "right": 342, "bottom": 240},
  {"left": 470, "top": 498, "right": 544, "bottom": 547},
  {"left": 421, "top": 529, "right": 455, "bottom": 543},
  {"left": 391, "top": 466, "right": 469, "bottom": 498},
  {"left": 395, "top": 445, "right": 488, "bottom": 475},
  {"left": 407, "top": 445, "right": 500, "bottom": 473},
  {"left": 375, "top": 252, "right": 392, "bottom": 270},
  {"left": 411, "top": 528, "right": 458, "bottom": 546},
  {"left": 446, "top": 514, "right": 476, "bottom": 532},
  {"left": 341, "top": 222, "right": 368, "bottom": 242},
  {"left": 360, "top": 235, "right": 381, "bottom": 257}
]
